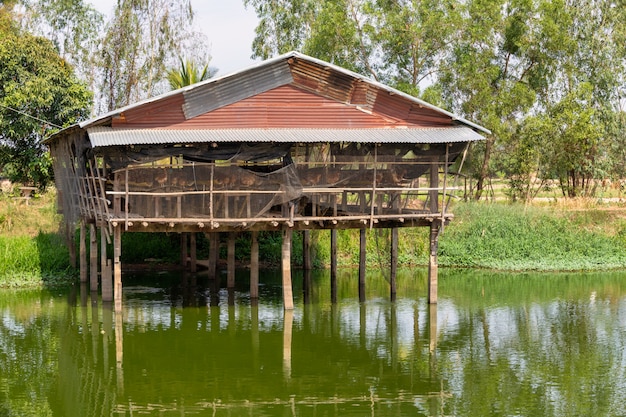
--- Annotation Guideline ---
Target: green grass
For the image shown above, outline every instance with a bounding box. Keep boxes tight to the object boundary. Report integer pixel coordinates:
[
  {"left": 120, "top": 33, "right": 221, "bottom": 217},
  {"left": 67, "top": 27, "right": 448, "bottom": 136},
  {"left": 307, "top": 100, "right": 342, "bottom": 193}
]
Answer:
[{"left": 2, "top": 190, "right": 626, "bottom": 288}]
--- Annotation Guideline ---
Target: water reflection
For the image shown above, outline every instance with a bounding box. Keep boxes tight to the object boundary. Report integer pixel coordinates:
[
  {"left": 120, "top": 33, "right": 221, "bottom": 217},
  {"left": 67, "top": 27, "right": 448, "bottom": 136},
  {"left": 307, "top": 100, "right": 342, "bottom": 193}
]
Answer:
[{"left": 2, "top": 270, "right": 626, "bottom": 416}]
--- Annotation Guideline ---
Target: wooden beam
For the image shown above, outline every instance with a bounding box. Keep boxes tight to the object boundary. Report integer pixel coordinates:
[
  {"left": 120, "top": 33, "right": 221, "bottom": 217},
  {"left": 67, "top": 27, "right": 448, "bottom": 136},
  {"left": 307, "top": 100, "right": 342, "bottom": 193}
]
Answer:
[{"left": 282, "top": 229, "right": 294, "bottom": 310}]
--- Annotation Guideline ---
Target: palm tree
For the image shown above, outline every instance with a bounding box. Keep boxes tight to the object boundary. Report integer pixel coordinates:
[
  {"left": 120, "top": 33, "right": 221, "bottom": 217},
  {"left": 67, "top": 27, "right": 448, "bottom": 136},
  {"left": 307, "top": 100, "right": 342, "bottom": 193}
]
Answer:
[{"left": 167, "top": 58, "right": 216, "bottom": 89}]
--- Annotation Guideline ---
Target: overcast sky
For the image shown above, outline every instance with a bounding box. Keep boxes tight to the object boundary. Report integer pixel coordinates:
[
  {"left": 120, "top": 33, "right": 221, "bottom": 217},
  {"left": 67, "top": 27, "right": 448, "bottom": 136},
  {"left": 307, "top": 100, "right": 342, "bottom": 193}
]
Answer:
[{"left": 91, "top": 0, "right": 260, "bottom": 76}]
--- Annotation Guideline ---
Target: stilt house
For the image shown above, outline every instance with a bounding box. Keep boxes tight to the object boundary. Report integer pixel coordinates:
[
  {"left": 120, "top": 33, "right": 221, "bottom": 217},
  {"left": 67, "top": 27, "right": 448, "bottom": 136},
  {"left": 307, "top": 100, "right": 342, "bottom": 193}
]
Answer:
[{"left": 45, "top": 51, "right": 489, "bottom": 309}]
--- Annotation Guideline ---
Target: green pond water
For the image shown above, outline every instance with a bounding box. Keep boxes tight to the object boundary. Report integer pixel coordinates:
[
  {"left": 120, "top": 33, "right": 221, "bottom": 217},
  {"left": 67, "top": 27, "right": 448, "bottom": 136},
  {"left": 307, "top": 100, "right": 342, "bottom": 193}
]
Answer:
[{"left": 1, "top": 268, "right": 626, "bottom": 416}]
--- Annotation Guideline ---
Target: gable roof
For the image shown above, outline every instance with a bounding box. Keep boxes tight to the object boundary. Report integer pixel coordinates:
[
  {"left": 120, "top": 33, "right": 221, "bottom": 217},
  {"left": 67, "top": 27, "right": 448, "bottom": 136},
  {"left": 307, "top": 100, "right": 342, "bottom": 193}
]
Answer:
[{"left": 46, "top": 51, "right": 490, "bottom": 145}]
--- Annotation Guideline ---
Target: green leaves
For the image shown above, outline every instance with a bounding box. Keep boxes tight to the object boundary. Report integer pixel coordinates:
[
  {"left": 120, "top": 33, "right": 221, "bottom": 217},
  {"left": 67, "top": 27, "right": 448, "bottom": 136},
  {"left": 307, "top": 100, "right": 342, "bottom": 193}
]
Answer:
[{"left": 0, "top": 15, "right": 92, "bottom": 188}]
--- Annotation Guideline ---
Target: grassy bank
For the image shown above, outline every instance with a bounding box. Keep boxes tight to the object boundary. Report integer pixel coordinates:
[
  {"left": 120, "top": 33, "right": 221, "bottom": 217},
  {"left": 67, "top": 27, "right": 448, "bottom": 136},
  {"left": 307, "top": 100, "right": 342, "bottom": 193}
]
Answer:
[{"left": 2, "top": 190, "right": 626, "bottom": 287}]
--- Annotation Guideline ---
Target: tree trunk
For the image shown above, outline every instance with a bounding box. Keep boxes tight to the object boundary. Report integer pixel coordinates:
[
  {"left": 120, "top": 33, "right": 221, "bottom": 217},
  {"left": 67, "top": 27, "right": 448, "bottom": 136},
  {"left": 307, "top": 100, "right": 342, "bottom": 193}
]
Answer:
[{"left": 474, "top": 136, "right": 494, "bottom": 200}]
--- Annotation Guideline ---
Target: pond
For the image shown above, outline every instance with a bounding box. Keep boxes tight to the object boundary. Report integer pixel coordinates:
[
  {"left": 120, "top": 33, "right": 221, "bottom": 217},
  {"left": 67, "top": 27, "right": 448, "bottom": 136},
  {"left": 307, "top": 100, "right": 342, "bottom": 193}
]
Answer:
[{"left": 1, "top": 268, "right": 626, "bottom": 416}]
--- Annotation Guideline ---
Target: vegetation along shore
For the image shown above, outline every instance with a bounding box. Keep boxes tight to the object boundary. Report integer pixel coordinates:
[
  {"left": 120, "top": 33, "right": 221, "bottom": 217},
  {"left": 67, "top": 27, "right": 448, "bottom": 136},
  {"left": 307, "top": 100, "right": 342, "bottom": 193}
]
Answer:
[{"left": 2, "top": 189, "right": 626, "bottom": 288}]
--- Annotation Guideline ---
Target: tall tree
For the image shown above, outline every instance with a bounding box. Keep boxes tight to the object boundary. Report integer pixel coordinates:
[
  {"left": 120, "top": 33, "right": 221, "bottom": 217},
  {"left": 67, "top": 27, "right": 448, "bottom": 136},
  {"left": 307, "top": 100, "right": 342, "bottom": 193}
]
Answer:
[
  {"left": 19, "top": 0, "right": 104, "bottom": 93},
  {"left": 0, "top": 7, "right": 92, "bottom": 188},
  {"left": 97, "top": 0, "right": 204, "bottom": 112}
]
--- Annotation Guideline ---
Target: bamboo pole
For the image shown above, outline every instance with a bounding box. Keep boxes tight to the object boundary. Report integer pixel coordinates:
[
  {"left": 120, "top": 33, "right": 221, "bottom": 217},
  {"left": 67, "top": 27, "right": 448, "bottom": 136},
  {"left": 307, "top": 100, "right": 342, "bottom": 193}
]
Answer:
[
  {"left": 330, "top": 229, "right": 337, "bottom": 304},
  {"left": 390, "top": 227, "right": 398, "bottom": 302},
  {"left": 113, "top": 225, "right": 122, "bottom": 312},
  {"left": 190, "top": 233, "right": 197, "bottom": 273},
  {"left": 101, "top": 225, "right": 112, "bottom": 302}
]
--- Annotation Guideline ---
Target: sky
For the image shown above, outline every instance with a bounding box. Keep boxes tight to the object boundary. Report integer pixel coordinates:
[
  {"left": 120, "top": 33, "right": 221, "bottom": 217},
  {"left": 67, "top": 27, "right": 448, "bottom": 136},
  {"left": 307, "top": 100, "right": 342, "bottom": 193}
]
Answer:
[{"left": 91, "top": 0, "right": 260, "bottom": 76}]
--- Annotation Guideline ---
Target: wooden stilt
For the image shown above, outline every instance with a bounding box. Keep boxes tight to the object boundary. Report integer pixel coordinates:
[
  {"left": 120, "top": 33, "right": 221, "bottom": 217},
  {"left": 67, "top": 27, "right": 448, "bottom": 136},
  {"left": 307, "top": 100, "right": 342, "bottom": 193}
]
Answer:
[
  {"left": 282, "top": 229, "right": 294, "bottom": 310},
  {"left": 428, "top": 162, "right": 440, "bottom": 304},
  {"left": 181, "top": 233, "right": 188, "bottom": 268},
  {"left": 390, "top": 227, "right": 398, "bottom": 302},
  {"left": 208, "top": 233, "right": 218, "bottom": 281},
  {"left": 250, "top": 231, "right": 259, "bottom": 299},
  {"left": 359, "top": 228, "right": 366, "bottom": 303},
  {"left": 303, "top": 230, "right": 311, "bottom": 270},
  {"left": 113, "top": 225, "right": 122, "bottom": 311},
  {"left": 90, "top": 224, "right": 98, "bottom": 292},
  {"left": 101, "top": 226, "right": 112, "bottom": 302},
  {"left": 190, "top": 233, "right": 197, "bottom": 273},
  {"left": 79, "top": 221, "right": 87, "bottom": 283},
  {"left": 227, "top": 232, "right": 236, "bottom": 288},
  {"left": 330, "top": 229, "right": 337, "bottom": 304},
  {"left": 428, "top": 223, "right": 439, "bottom": 304}
]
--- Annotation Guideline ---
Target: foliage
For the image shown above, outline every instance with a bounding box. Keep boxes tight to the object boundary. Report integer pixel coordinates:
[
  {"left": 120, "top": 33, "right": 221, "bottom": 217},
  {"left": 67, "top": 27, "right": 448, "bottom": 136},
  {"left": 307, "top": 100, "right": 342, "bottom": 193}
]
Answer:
[
  {"left": 96, "top": 0, "right": 211, "bottom": 112},
  {"left": 0, "top": 7, "right": 92, "bottom": 188},
  {"left": 245, "top": 0, "right": 626, "bottom": 202},
  {"left": 438, "top": 202, "right": 626, "bottom": 271},
  {"left": 166, "top": 57, "right": 216, "bottom": 90}
]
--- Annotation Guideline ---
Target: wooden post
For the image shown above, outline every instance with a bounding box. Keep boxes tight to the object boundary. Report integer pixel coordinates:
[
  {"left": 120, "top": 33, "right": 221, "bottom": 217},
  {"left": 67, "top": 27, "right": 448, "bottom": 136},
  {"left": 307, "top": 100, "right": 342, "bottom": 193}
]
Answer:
[
  {"left": 79, "top": 221, "right": 87, "bottom": 283},
  {"left": 303, "top": 230, "right": 312, "bottom": 270},
  {"left": 190, "top": 233, "right": 197, "bottom": 273},
  {"left": 330, "top": 229, "right": 337, "bottom": 304},
  {"left": 429, "top": 162, "right": 439, "bottom": 304},
  {"left": 113, "top": 225, "right": 122, "bottom": 311},
  {"left": 359, "top": 228, "right": 366, "bottom": 303},
  {"left": 208, "top": 233, "right": 218, "bottom": 281},
  {"left": 181, "top": 233, "right": 188, "bottom": 268},
  {"left": 390, "top": 227, "right": 398, "bottom": 302},
  {"left": 101, "top": 226, "right": 112, "bottom": 302},
  {"left": 282, "top": 229, "right": 294, "bottom": 310},
  {"left": 90, "top": 224, "right": 98, "bottom": 292},
  {"left": 250, "top": 231, "right": 259, "bottom": 299},
  {"left": 227, "top": 232, "right": 236, "bottom": 288}
]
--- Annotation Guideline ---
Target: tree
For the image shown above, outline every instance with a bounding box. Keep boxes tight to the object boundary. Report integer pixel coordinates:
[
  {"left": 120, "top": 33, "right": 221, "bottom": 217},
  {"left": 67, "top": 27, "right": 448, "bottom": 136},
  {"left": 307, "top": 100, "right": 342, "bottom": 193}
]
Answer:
[
  {"left": 245, "top": 0, "right": 461, "bottom": 95},
  {"left": 166, "top": 57, "right": 216, "bottom": 90},
  {"left": 97, "top": 0, "right": 209, "bottom": 112},
  {"left": 0, "top": 7, "right": 92, "bottom": 188},
  {"left": 19, "top": 0, "right": 104, "bottom": 93}
]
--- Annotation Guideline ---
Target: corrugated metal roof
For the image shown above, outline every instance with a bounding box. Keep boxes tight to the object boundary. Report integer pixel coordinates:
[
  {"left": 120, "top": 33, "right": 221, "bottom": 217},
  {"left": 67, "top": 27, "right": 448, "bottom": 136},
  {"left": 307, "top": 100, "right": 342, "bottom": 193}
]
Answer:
[
  {"left": 86, "top": 126, "right": 484, "bottom": 147},
  {"left": 182, "top": 59, "right": 293, "bottom": 119}
]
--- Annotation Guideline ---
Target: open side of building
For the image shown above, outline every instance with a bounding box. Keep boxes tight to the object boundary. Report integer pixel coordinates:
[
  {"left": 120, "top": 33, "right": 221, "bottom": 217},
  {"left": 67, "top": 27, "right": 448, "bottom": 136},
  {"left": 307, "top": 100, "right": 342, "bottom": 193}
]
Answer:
[{"left": 45, "top": 51, "right": 489, "bottom": 310}]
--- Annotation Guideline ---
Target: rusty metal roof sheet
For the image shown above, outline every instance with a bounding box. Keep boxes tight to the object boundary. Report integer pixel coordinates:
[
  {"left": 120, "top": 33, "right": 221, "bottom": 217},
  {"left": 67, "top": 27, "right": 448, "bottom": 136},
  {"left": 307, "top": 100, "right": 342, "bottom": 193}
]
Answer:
[{"left": 86, "top": 126, "right": 484, "bottom": 147}]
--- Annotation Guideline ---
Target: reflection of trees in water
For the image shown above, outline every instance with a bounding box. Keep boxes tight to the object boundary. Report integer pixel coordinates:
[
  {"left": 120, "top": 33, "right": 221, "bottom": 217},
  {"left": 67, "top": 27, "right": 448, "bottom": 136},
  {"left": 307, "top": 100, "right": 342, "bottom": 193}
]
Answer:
[{"left": 2, "top": 273, "right": 626, "bottom": 416}]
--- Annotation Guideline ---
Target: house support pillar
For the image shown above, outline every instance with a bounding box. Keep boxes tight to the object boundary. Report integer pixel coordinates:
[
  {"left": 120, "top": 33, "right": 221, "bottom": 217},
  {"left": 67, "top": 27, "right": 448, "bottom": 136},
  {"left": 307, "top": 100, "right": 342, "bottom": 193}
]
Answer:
[
  {"left": 113, "top": 225, "right": 122, "bottom": 311},
  {"left": 390, "top": 227, "right": 398, "bottom": 302},
  {"left": 428, "top": 162, "right": 440, "bottom": 304},
  {"left": 101, "top": 226, "right": 112, "bottom": 302},
  {"left": 359, "top": 228, "right": 366, "bottom": 303},
  {"left": 282, "top": 229, "right": 294, "bottom": 310},
  {"left": 250, "top": 231, "right": 259, "bottom": 300},
  {"left": 330, "top": 229, "right": 338, "bottom": 304},
  {"left": 90, "top": 224, "right": 98, "bottom": 292},
  {"left": 79, "top": 221, "right": 87, "bottom": 283}
]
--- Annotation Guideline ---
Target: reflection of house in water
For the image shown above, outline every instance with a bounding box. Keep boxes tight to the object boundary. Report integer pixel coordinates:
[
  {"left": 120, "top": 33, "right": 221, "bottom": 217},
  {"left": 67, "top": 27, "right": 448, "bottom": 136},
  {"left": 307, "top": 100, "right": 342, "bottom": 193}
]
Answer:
[
  {"left": 56, "top": 284, "right": 444, "bottom": 416},
  {"left": 45, "top": 52, "right": 489, "bottom": 309}
]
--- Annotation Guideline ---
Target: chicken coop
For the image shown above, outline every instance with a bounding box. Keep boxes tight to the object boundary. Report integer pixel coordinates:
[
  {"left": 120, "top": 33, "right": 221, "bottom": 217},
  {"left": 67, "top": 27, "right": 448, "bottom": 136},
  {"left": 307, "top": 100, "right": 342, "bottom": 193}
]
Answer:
[{"left": 45, "top": 51, "right": 488, "bottom": 310}]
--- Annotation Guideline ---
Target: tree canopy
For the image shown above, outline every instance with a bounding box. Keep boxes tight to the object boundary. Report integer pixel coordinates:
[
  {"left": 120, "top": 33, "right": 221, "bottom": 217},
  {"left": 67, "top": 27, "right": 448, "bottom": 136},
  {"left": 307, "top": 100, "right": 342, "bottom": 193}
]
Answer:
[
  {"left": 245, "top": 0, "right": 626, "bottom": 200},
  {"left": 0, "top": 5, "right": 92, "bottom": 188}
]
